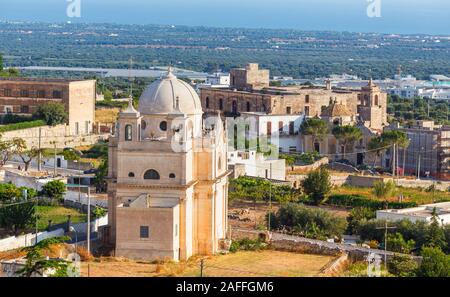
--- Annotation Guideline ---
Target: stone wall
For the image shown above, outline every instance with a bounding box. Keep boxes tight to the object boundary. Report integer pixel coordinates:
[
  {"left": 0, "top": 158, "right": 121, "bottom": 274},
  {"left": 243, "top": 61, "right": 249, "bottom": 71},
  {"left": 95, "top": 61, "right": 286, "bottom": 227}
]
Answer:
[{"left": 1, "top": 124, "right": 108, "bottom": 148}]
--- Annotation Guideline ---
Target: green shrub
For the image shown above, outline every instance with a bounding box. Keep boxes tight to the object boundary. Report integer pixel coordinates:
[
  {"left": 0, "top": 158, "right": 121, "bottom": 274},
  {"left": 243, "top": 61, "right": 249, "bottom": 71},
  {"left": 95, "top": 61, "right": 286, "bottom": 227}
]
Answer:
[
  {"left": 0, "top": 120, "right": 46, "bottom": 133},
  {"left": 326, "top": 194, "right": 417, "bottom": 210},
  {"left": 387, "top": 254, "right": 418, "bottom": 277},
  {"left": 229, "top": 238, "right": 267, "bottom": 253},
  {"left": 41, "top": 180, "right": 66, "bottom": 201},
  {"left": 269, "top": 203, "right": 347, "bottom": 239},
  {"left": 301, "top": 167, "right": 332, "bottom": 205},
  {"left": 417, "top": 247, "right": 450, "bottom": 277}
]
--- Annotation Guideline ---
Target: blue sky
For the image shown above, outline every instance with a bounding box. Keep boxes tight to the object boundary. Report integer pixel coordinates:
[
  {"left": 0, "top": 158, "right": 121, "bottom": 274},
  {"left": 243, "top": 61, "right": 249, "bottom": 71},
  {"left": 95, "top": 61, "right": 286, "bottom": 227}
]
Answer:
[{"left": 0, "top": 0, "right": 449, "bottom": 34}]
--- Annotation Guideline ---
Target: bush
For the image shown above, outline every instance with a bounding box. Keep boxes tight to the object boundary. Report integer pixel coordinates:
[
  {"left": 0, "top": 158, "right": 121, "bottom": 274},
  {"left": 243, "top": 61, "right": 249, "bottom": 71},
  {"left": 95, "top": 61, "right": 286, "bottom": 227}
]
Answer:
[
  {"left": 0, "top": 113, "right": 33, "bottom": 124},
  {"left": 417, "top": 247, "right": 450, "bottom": 277},
  {"left": 387, "top": 254, "right": 418, "bottom": 277},
  {"left": 33, "top": 102, "right": 68, "bottom": 126},
  {"left": 386, "top": 232, "right": 416, "bottom": 254},
  {"left": 41, "top": 180, "right": 66, "bottom": 201},
  {"left": 269, "top": 203, "right": 347, "bottom": 239},
  {"left": 301, "top": 167, "right": 332, "bottom": 205},
  {"left": 0, "top": 184, "right": 36, "bottom": 202},
  {"left": 229, "top": 238, "right": 267, "bottom": 253},
  {"left": 326, "top": 194, "right": 417, "bottom": 210},
  {"left": 347, "top": 207, "right": 376, "bottom": 234},
  {"left": 0, "top": 120, "right": 46, "bottom": 133}
]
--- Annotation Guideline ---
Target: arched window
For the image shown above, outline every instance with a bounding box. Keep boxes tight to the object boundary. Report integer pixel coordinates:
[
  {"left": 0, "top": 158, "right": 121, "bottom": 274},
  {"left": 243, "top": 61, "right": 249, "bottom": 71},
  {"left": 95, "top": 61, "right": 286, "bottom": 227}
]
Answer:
[
  {"left": 125, "top": 124, "right": 132, "bottom": 141},
  {"left": 374, "top": 95, "right": 379, "bottom": 106},
  {"left": 205, "top": 97, "right": 210, "bottom": 108},
  {"left": 141, "top": 120, "right": 147, "bottom": 130},
  {"left": 232, "top": 101, "right": 238, "bottom": 114},
  {"left": 219, "top": 98, "right": 224, "bottom": 110},
  {"left": 246, "top": 101, "right": 251, "bottom": 112},
  {"left": 159, "top": 121, "right": 167, "bottom": 131},
  {"left": 128, "top": 172, "right": 135, "bottom": 177},
  {"left": 144, "top": 169, "right": 160, "bottom": 180},
  {"left": 169, "top": 173, "right": 176, "bottom": 178}
]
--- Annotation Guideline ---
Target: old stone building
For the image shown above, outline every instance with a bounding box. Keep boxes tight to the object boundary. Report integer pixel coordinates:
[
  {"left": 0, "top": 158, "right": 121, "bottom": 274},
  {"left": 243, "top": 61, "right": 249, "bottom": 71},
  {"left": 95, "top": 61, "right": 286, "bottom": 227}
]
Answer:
[
  {"left": 0, "top": 78, "right": 96, "bottom": 135},
  {"left": 107, "top": 69, "right": 230, "bottom": 261},
  {"left": 303, "top": 100, "right": 377, "bottom": 166},
  {"left": 200, "top": 64, "right": 387, "bottom": 131}
]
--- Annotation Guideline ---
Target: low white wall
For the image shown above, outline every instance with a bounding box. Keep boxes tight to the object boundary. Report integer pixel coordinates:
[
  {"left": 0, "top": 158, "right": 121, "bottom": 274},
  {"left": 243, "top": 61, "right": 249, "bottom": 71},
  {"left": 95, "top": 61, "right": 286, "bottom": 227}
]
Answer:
[
  {"left": 64, "top": 191, "right": 108, "bottom": 208},
  {"left": 70, "top": 215, "right": 108, "bottom": 234},
  {"left": 0, "top": 229, "right": 64, "bottom": 252}
]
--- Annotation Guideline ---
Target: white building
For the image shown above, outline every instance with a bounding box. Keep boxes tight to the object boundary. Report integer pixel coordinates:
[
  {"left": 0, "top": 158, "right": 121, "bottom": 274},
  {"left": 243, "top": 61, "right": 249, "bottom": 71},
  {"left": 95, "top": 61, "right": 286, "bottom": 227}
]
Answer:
[
  {"left": 238, "top": 112, "right": 305, "bottom": 153},
  {"left": 417, "top": 88, "right": 450, "bottom": 100},
  {"left": 196, "top": 73, "right": 230, "bottom": 91},
  {"left": 227, "top": 150, "right": 286, "bottom": 181},
  {"left": 376, "top": 202, "right": 450, "bottom": 225}
]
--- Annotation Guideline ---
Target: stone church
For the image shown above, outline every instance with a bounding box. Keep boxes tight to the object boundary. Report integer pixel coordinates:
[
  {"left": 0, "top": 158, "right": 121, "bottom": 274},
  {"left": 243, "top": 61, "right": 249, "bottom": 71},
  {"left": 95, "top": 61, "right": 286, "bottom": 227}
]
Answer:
[{"left": 106, "top": 68, "right": 230, "bottom": 261}]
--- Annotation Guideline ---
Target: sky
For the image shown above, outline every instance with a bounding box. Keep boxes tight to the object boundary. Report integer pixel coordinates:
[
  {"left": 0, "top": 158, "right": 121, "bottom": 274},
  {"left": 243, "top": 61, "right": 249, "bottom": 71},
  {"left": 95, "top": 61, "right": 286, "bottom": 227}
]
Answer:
[{"left": 0, "top": 0, "right": 449, "bottom": 35}]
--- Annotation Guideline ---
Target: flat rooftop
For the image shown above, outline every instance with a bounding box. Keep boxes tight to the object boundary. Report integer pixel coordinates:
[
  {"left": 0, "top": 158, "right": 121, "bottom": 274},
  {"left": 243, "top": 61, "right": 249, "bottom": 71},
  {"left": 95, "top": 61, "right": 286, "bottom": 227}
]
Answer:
[
  {"left": 378, "top": 202, "right": 450, "bottom": 218},
  {"left": 0, "top": 77, "right": 95, "bottom": 83}
]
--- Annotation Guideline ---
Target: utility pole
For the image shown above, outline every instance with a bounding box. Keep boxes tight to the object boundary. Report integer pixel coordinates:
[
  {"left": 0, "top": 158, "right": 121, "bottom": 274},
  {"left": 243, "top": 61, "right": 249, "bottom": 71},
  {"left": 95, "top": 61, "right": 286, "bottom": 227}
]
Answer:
[
  {"left": 37, "top": 127, "right": 42, "bottom": 172},
  {"left": 86, "top": 187, "right": 91, "bottom": 255},
  {"left": 200, "top": 259, "right": 205, "bottom": 277},
  {"left": 417, "top": 149, "right": 422, "bottom": 180},
  {"left": 392, "top": 144, "right": 396, "bottom": 177},
  {"left": 268, "top": 163, "right": 272, "bottom": 232},
  {"left": 53, "top": 141, "right": 57, "bottom": 177},
  {"left": 376, "top": 221, "right": 397, "bottom": 271}
]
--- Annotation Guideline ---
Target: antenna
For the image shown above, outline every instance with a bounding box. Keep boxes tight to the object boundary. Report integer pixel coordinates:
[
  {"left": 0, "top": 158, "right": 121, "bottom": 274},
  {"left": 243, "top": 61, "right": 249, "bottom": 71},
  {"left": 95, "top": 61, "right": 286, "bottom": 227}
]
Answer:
[{"left": 128, "top": 57, "right": 134, "bottom": 98}]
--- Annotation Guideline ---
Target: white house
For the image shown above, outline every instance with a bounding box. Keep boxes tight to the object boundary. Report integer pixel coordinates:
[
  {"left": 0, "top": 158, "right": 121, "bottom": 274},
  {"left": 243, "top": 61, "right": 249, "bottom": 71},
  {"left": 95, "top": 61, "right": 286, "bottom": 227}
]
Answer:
[
  {"left": 376, "top": 202, "right": 450, "bottom": 225},
  {"left": 228, "top": 150, "right": 286, "bottom": 181},
  {"left": 238, "top": 112, "right": 305, "bottom": 153}
]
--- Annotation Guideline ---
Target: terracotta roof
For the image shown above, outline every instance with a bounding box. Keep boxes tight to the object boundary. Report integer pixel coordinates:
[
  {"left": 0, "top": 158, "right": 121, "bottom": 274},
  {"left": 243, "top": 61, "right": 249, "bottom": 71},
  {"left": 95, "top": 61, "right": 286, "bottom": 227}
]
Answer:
[{"left": 321, "top": 102, "right": 353, "bottom": 117}]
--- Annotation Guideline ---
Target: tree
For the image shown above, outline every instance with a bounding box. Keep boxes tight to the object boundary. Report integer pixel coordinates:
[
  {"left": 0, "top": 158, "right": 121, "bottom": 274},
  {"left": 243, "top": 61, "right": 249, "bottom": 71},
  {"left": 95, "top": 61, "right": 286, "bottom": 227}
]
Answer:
[
  {"left": 372, "top": 180, "right": 396, "bottom": 202},
  {"left": 424, "top": 208, "right": 446, "bottom": 249},
  {"left": 368, "top": 136, "right": 386, "bottom": 167},
  {"left": 42, "top": 180, "right": 66, "bottom": 201},
  {"left": 300, "top": 118, "right": 328, "bottom": 151},
  {"left": 0, "top": 136, "right": 27, "bottom": 168},
  {"left": 380, "top": 130, "right": 410, "bottom": 172},
  {"left": 33, "top": 102, "right": 68, "bottom": 126},
  {"left": 0, "top": 53, "right": 3, "bottom": 71},
  {"left": 16, "top": 237, "right": 71, "bottom": 277},
  {"left": 0, "top": 201, "right": 36, "bottom": 236},
  {"left": 301, "top": 167, "right": 332, "bottom": 205},
  {"left": 386, "top": 232, "right": 416, "bottom": 254},
  {"left": 387, "top": 254, "right": 418, "bottom": 277},
  {"left": 18, "top": 145, "right": 40, "bottom": 172},
  {"left": 61, "top": 148, "right": 81, "bottom": 161},
  {"left": 416, "top": 247, "right": 450, "bottom": 277},
  {"left": 332, "top": 125, "right": 363, "bottom": 159},
  {"left": 347, "top": 207, "right": 375, "bottom": 234},
  {"left": 0, "top": 183, "right": 22, "bottom": 202}
]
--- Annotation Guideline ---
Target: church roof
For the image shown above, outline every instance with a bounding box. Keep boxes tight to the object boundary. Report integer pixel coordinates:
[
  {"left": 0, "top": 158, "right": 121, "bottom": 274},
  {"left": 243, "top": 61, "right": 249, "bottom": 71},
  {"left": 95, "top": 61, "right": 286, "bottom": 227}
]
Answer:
[
  {"left": 321, "top": 101, "right": 353, "bottom": 117},
  {"left": 138, "top": 67, "right": 202, "bottom": 115}
]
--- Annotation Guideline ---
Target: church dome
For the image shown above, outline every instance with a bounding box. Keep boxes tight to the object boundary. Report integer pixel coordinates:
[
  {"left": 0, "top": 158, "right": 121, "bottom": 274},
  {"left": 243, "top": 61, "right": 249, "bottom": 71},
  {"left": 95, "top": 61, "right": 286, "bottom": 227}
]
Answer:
[{"left": 138, "top": 68, "right": 202, "bottom": 115}]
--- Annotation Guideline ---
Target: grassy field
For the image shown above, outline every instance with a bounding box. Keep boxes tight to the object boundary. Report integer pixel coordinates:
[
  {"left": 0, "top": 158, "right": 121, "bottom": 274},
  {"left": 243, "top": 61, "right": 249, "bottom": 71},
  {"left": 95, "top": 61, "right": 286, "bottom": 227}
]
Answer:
[
  {"left": 95, "top": 108, "right": 120, "bottom": 123},
  {"left": 332, "top": 185, "right": 450, "bottom": 205},
  {"left": 36, "top": 206, "right": 86, "bottom": 230},
  {"left": 81, "top": 250, "right": 335, "bottom": 277}
]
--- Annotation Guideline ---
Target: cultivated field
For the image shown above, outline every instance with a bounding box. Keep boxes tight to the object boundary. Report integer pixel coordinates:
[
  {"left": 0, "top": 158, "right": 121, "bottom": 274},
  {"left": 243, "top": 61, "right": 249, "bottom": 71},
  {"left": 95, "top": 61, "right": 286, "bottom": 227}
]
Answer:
[{"left": 80, "top": 250, "right": 335, "bottom": 277}]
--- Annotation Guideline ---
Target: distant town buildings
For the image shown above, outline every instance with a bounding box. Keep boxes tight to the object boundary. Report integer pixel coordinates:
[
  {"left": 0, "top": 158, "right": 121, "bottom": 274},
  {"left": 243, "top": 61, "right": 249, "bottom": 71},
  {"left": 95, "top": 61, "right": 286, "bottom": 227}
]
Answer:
[
  {"left": 0, "top": 78, "right": 96, "bottom": 135},
  {"left": 200, "top": 63, "right": 387, "bottom": 132}
]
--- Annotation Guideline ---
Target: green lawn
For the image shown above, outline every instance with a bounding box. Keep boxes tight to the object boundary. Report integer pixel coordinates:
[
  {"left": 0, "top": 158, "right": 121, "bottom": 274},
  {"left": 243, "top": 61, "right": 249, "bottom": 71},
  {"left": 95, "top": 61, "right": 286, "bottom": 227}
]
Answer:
[
  {"left": 36, "top": 206, "right": 87, "bottom": 231},
  {"left": 332, "top": 185, "right": 450, "bottom": 205}
]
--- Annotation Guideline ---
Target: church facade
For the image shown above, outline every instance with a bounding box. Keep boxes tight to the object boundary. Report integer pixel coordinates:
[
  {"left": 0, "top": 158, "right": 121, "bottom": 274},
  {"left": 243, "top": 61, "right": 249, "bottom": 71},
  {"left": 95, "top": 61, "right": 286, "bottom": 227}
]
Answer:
[{"left": 106, "top": 69, "right": 230, "bottom": 261}]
